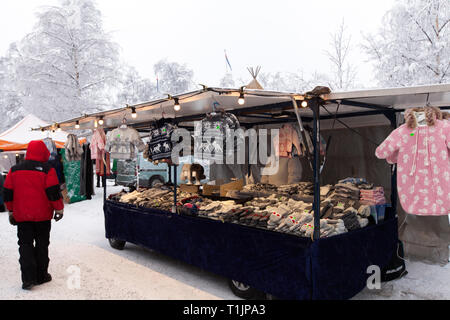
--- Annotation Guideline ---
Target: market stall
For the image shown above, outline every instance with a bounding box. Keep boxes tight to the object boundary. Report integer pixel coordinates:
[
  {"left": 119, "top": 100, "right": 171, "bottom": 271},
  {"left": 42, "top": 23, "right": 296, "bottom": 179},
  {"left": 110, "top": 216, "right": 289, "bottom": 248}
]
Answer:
[
  {"left": 0, "top": 114, "right": 69, "bottom": 148},
  {"left": 35, "top": 83, "right": 450, "bottom": 300}
]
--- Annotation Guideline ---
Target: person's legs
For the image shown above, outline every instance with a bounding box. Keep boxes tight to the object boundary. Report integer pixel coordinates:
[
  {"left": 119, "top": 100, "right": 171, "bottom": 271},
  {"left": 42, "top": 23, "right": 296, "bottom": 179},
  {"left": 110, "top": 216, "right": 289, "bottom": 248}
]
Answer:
[
  {"left": 34, "top": 221, "right": 52, "bottom": 283},
  {"left": 17, "top": 222, "right": 38, "bottom": 286}
]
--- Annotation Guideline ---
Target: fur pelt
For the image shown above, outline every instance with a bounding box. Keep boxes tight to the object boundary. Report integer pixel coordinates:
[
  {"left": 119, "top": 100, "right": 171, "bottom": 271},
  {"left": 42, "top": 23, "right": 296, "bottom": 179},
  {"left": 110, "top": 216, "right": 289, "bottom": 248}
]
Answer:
[
  {"left": 64, "top": 134, "right": 83, "bottom": 162},
  {"left": 404, "top": 106, "right": 443, "bottom": 129},
  {"left": 443, "top": 111, "right": 450, "bottom": 120}
]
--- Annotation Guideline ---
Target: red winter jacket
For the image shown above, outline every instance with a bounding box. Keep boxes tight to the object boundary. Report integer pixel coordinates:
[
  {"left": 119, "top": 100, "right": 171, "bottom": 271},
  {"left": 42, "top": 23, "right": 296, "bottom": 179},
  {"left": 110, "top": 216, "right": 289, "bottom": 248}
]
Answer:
[{"left": 3, "top": 140, "right": 64, "bottom": 222}]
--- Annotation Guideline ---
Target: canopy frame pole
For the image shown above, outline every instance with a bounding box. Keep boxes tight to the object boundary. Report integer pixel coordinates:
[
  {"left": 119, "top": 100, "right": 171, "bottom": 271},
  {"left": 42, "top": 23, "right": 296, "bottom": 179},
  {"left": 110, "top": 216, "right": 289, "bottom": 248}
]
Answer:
[
  {"left": 103, "top": 160, "right": 107, "bottom": 203},
  {"left": 383, "top": 111, "right": 399, "bottom": 213},
  {"left": 173, "top": 164, "right": 178, "bottom": 214},
  {"left": 311, "top": 97, "right": 321, "bottom": 240}
]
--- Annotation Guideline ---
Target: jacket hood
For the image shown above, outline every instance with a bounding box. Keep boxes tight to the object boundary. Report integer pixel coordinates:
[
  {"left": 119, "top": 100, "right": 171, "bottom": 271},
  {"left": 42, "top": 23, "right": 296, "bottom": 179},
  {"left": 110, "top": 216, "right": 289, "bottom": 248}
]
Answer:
[
  {"left": 26, "top": 140, "right": 51, "bottom": 162},
  {"left": 404, "top": 106, "right": 443, "bottom": 129}
]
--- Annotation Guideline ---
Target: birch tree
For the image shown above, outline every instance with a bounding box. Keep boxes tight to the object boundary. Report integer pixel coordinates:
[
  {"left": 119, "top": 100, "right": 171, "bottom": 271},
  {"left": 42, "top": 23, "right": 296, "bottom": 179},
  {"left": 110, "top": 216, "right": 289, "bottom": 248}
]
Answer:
[
  {"left": 364, "top": 0, "right": 450, "bottom": 86},
  {"left": 14, "top": 0, "right": 121, "bottom": 122},
  {"left": 153, "top": 59, "right": 195, "bottom": 96},
  {"left": 115, "top": 65, "right": 157, "bottom": 106},
  {"left": 325, "top": 19, "right": 357, "bottom": 90},
  {"left": 0, "top": 45, "right": 26, "bottom": 131}
]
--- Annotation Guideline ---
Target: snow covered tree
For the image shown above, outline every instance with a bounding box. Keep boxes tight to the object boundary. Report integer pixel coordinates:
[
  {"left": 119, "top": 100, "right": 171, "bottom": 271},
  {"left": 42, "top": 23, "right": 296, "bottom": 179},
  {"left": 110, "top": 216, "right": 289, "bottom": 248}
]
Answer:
[
  {"left": 0, "top": 44, "right": 26, "bottom": 131},
  {"left": 325, "top": 19, "right": 357, "bottom": 90},
  {"left": 153, "top": 59, "right": 195, "bottom": 96},
  {"left": 304, "top": 71, "right": 333, "bottom": 91},
  {"left": 219, "top": 73, "right": 235, "bottom": 88},
  {"left": 115, "top": 65, "right": 157, "bottom": 106},
  {"left": 14, "top": 0, "right": 121, "bottom": 122},
  {"left": 364, "top": 0, "right": 450, "bottom": 86},
  {"left": 258, "top": 71, "right": 310, "bottom": 93}
]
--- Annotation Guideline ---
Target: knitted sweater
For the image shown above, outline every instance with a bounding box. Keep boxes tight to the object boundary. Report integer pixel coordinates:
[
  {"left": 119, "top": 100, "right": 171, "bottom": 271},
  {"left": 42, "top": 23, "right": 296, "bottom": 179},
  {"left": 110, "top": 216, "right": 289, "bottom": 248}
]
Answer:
[{"left": 105, "top": 127, "right": 146, "bottom": 160}]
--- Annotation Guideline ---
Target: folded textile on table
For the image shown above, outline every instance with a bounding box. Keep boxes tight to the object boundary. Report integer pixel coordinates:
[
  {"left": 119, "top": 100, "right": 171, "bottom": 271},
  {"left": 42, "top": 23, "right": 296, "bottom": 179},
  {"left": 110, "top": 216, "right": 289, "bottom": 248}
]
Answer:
[
  {"left": 332, "top": 207, "right": 361, "bottom": 231},
  {"left": 360, "top": 187, "right": 386, "bottom": 205},
  {"left": 334, "top": 183, "right": 360, "bottom": 200},
  {"left": 338, "top": 177, "right": 367, "bottom": 185}
]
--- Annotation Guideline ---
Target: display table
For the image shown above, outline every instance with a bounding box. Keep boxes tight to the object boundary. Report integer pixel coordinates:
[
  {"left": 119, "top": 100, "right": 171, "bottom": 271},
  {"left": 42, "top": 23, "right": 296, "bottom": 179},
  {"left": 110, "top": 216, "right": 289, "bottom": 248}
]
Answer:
[{"left": 104, "top": 200, "right": 398, "bottom": 300}]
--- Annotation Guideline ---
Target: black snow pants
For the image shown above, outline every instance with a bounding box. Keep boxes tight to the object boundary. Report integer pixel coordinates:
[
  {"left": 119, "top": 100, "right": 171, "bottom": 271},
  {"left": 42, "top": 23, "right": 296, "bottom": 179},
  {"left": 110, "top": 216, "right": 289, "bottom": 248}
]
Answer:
[{"left": 17, "top": 221, "right": 51, "bottom": 284}]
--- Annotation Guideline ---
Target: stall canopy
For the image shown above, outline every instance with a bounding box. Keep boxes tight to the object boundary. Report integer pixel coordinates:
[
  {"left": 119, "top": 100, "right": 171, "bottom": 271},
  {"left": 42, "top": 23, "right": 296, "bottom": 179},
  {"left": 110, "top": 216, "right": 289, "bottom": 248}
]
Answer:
[
  {"left": 0, "top": 140, "right": 29, "bottom": 151},
  {"left": 0, "top": 114, "right": 69, "bottom": 150},
  {"left": 33, "top": 83, "right": 450, "bottom": 132}
]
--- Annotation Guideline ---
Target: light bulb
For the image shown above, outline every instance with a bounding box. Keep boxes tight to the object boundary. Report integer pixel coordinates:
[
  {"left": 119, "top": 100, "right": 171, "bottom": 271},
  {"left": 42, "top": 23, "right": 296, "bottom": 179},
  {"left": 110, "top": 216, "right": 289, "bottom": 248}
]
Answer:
[
  {"left": 75, "top": 121, "right": 80, "bottom": 129},
  {"left": 98, "top": 118, "right": 104, "bottom": 126},
  {"left": 174, "top": 98, "right": 181, "bottom": 111},
  {"left": 301, "top": 101, "right": 308, "bottom": 108},
  {"left": 94, "top": 120, "right": 98, "bottom": 128},
  {"left": 131, "top": 107, "right": 137, "bottom": 119},
  {"left": 238, "top": 93, "right": 245, "bottom": 105}
]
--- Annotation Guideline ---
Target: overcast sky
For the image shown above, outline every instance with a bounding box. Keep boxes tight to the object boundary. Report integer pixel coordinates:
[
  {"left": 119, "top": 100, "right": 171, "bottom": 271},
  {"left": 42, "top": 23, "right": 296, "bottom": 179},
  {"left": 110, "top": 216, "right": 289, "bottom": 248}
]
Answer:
[{"left": 0, "top": 0, "right": 396, "bottom": 89}]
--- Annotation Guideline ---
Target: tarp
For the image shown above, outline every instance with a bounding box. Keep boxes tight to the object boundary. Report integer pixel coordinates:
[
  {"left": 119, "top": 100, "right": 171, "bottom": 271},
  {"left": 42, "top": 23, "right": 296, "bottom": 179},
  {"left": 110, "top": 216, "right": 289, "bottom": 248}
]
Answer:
[
  {"left": 34, "top": 83, "right": 450, "bottom": 131},
  {"left": 104, "top": 200, "right": 398, "bottom": 300},
  {"left": 0, "top": 114, "right": 69, "bottom": 150},
  {"left": 0, "top": 140, "right": 29, "bottom": 151}
]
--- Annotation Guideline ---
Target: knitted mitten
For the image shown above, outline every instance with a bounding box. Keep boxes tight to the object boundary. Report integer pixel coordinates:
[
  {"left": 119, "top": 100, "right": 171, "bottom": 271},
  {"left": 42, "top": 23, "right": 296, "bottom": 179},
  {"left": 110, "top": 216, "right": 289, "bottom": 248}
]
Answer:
[
  {"left": 358, "top": 217, "right": 369, "bottom": 228},
  {"left": 358, "top": 205, "right": 371, "bottom": 218}
]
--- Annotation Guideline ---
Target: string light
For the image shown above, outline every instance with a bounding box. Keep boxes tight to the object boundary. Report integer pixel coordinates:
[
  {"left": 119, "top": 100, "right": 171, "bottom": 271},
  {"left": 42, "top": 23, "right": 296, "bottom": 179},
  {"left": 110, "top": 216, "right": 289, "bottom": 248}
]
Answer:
[
  {"left": 75, "top": 121, "right": 80, "bottom": 129},
  {"left": 94, "top": 120, "right": 98, "bottom": 128},
  {"left": 174, "top": 98, "right": 181, "bottom": 111},
  {"left": 238, "top": 87, "right": 245, "bottom": 105},
  {"left": 131, "top": 107, "right": 137, "bottom": 119},
  {"left": 98, "top": 117, "right": 104, "bottom": 126},
  {"left": 301, "top": 100, "right": 308, "bottom": 108},
  {"left": 56, "top": 124, "right": 62, "bottom": 132}
]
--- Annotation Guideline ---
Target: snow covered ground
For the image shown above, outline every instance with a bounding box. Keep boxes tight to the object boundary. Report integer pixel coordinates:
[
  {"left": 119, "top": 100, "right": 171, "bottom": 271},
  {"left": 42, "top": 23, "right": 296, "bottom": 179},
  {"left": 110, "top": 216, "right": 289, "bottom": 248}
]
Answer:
[{"left": 0, "top": 182, "right": 448, "bottom": 300}]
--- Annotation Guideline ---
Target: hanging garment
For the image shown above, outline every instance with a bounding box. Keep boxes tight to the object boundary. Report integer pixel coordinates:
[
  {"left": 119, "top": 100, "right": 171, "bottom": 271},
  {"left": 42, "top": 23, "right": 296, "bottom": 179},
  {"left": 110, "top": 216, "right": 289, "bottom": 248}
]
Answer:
[
  {"left": 148, "top": 120, "right": 178, "bottom": 161},
  {"left": 42, "top": 138, "right": 58, "bottom": 161},
  {"left": 91, "top": 128, "right": 111, "bottom": 176},
  {"left": 80, "top": 143, "right": 94, "bottom": 199},
  {"left": 96, "top": 152, "right": 111, "bottom": 177},
  {"left": 194, "top": 111, "right": 243, "bottom": 163},
  {"left": 105, "top": 127, "right": 146, "bottom": 160},
  {"left": 0, "top": 172, "right": 4, "bottom": 211},
  {"left": 90, "top": 128, "right": 107, "bottom": 161},
  {"left": 375, "top": 107, "right": 450, "bottom": 216},
  {"left": 60, "top": 149, "right": 86, "bottom": 204},
  {"left": 273, "top": 124, "right": 302, "bottom": 158},
  {"left": 64, "top": 134, "right": 83, "bottom": 162},
  {"left": 48, "top": 151, "right": 65, "bottom": 186}
]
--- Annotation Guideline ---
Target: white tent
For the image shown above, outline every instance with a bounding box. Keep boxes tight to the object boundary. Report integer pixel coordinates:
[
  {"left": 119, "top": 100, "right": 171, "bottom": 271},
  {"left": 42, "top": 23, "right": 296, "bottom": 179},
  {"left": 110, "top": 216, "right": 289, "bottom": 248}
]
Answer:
[{"left": 0, "top": 114, "right": 69, "bottom": 146}]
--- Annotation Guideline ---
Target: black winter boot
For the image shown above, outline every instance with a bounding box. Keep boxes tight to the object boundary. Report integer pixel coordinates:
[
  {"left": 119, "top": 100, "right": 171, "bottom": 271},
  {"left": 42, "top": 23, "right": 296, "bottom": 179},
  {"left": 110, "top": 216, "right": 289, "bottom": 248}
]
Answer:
[
  {"left": 37, "top": 273, "right": 52, "bottom": 285},
  {"left": 22, "top": 281, "right": 36, "bottom": 290}
]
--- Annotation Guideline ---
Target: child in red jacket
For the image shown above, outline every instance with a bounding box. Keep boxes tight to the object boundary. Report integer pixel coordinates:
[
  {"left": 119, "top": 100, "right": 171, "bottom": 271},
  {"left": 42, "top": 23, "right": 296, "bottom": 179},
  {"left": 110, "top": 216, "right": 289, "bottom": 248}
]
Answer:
[{"left": 3, "top": 140, "right": 64, "bottom": 290}]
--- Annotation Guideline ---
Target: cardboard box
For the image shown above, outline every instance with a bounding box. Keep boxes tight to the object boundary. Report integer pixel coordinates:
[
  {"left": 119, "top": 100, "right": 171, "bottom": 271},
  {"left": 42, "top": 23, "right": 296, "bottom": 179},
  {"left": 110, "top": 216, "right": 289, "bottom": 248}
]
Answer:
[
  {"left": 202, "top": 178, "right": 244, "bottom": 197},
  {"left": 220, "top": 178, "right": 244, "bottom": 197},
  {"left": 202, "top": 184, "right": 220, "bottom": 196},
  {"left": 180, "top": 184, "right": 201, "bottom": 194}
]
